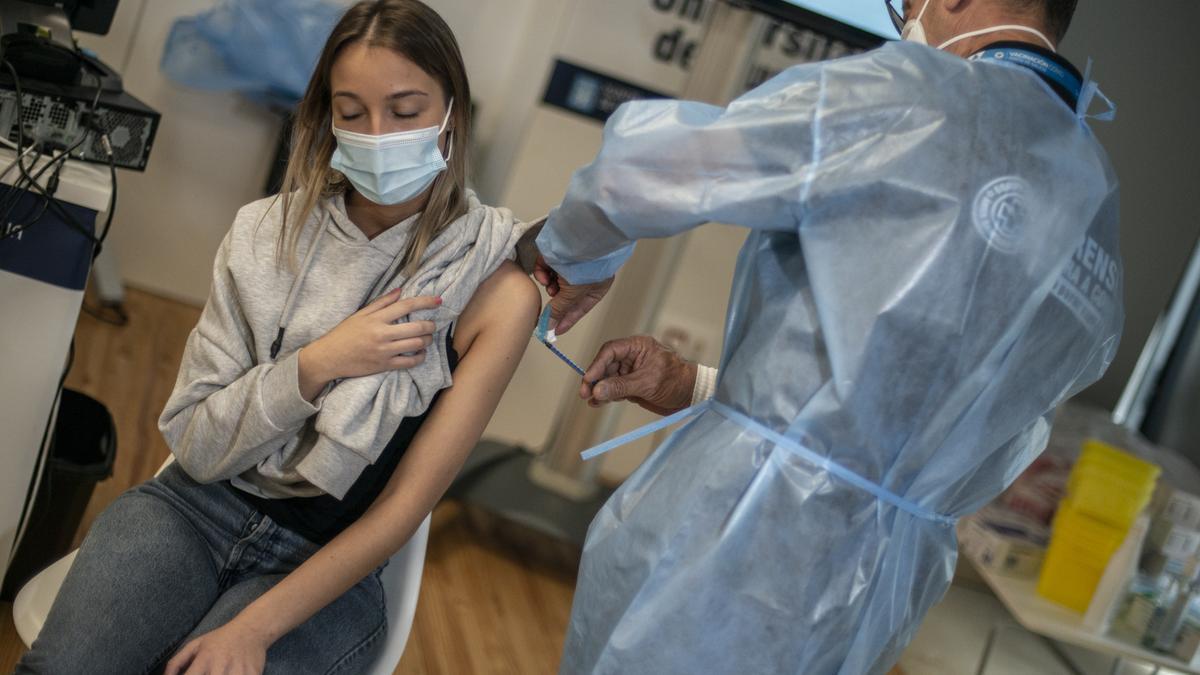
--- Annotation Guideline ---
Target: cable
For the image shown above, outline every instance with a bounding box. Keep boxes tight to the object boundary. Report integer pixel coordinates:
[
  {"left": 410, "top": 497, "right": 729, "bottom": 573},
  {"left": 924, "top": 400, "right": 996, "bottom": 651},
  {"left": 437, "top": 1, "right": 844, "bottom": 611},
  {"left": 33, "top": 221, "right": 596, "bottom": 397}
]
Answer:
[
  {"left": 0, "top": 144, "right": 37, "bottom": 182},
  {"left": 0, "top": 59, "right": 82, "bottom": 242},
  {"left": 0, "top": 59, "right": 116, "bottom": 256},
  {"left": 95, "top": 134, "right": 117, "bottom": 251},
  {"left": 0, "top": 133, "right": 92, "bottom": 240}
]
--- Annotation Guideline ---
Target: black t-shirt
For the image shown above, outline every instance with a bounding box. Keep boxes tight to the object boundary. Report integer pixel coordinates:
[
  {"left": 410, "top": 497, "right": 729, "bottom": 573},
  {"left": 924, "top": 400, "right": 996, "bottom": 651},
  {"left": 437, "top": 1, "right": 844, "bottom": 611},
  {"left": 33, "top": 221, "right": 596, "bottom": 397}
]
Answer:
[{"left": 227, "top": 330, "right": 461, "bottom": 545}]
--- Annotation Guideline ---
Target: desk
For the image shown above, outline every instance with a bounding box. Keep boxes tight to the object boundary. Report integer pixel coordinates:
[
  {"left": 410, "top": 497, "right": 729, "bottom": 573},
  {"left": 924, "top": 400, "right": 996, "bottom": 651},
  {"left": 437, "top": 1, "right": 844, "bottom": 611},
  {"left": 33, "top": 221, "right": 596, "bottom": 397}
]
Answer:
[{"left": 966, "top": 548, "right": 1198, "bottom": 675}]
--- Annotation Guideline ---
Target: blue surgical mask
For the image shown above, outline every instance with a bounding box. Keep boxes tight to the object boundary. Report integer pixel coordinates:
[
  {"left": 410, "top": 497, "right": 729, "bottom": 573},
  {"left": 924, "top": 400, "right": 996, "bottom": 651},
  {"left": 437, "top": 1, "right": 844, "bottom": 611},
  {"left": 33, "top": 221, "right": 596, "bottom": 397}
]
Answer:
[{"left": 330, "top": 100, "right": 454, "bottom": 206}]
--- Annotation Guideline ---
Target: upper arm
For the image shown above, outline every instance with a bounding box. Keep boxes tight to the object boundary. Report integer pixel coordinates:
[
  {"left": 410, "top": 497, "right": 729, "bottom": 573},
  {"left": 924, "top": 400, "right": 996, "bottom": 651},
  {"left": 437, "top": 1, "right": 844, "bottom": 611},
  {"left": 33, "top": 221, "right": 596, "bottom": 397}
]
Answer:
[
  {"left": 452, "top": 260, "right": 541, "bottom": 371},
  {"left": 371, "top": 261, "right": 539, "bottom": 511}
]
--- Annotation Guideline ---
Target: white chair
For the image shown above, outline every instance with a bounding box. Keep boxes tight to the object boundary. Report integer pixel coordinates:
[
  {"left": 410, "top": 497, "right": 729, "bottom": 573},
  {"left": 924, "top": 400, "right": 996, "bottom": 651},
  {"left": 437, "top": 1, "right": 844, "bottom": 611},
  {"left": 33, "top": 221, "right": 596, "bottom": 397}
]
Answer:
[{"left": 12, "top": 457, "right": 431, "bottom": 674}]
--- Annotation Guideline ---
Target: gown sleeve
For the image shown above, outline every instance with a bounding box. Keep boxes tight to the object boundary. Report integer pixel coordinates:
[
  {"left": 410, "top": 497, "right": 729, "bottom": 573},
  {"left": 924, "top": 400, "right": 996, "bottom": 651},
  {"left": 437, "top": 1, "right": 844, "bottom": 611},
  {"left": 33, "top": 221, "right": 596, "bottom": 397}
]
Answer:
[{"left": 537, "top": 65, "right": 825, "bottom": 284}]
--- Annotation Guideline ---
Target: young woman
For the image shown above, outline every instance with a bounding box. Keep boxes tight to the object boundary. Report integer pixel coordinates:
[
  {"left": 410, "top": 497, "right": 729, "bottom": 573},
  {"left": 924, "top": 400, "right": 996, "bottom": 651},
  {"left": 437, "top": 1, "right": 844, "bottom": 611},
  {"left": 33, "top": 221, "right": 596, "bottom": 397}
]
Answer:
[{"left": 16, "top": 2, "right": 539, "bottom": 673}]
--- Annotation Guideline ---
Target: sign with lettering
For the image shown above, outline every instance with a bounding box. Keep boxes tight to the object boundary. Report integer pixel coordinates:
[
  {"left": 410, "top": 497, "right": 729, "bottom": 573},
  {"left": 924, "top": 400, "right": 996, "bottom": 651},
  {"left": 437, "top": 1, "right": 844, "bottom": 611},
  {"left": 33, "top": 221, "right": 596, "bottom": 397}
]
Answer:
[{"left": 547, "top": 0, "right": 876, "bottom": 122}]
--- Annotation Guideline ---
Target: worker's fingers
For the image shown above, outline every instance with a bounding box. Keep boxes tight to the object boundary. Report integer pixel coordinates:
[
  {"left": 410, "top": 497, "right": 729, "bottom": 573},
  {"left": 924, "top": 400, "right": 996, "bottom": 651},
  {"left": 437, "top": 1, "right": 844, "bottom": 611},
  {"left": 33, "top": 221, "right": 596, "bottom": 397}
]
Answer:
[
  {"left": 593, "top": 372, "right": 652, "bottom": 403},
  {"left": 548, "top": 292, "right": 570, "bottom": 323},
  {"left": 582, "top": 339, "right": 638, "bottom": 385},
  {"left": 553, "top": 295, "right": 600, "bottom": 335},
  {"left": 580, "top": 358, "right": 625, "bottom": 401},
  {"left": 552, "top": 277, "right": 614, "bottom": 335},
  {"left": 375, "top": 295, "right": 442, "bottom": 323},
  {"left": 356, "top": 288, "right": 403, "bottom": 316},
  {"left": 532, "top": 255, "right": 556, "bottom": 287}
]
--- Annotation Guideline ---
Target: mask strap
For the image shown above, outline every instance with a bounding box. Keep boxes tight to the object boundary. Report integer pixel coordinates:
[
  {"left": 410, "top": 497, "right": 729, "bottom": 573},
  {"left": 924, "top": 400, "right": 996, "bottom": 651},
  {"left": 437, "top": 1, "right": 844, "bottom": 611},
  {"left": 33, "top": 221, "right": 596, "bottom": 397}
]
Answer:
[
  {"left": 938, "top": 25, "right": 1057, "bottom": 52},
  {"left": 1076, "top": 58, "right": 1116, "bottom": 122},
  {"left": 913, "top": 0, "right": 931, "bottom": 24},
  {"left": 438, "top": 98, "right": 454, "bottom": 134},
  {"left": 439, "top": 98, "right": 455, "bottom": 161}
]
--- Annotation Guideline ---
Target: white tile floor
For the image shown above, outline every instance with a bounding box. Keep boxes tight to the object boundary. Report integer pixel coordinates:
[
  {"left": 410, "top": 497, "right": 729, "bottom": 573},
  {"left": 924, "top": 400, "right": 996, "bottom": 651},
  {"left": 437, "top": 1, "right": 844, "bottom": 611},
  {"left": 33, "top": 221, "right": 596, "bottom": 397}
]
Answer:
[{"left": 900, "top": 584, "right": 1189, "bottom": 675}]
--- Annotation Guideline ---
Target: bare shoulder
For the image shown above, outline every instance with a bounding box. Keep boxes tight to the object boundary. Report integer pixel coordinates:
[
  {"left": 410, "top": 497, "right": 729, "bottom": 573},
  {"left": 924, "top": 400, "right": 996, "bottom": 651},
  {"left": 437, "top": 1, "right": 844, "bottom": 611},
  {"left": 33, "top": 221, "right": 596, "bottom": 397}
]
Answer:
[{"left": 454, "top": 260, "right": 541, "bottom": 356}]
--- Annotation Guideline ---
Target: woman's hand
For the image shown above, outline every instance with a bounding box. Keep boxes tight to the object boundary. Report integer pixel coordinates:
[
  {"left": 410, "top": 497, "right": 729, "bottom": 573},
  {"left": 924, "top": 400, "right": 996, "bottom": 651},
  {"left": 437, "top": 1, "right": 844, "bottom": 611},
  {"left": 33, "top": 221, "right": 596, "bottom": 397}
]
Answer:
[
  {"left": 163, "top": 621, "right": 270, "bottom": 675},
  {"left": 299, "top": 290, "right": 441, "bottom": 398}
]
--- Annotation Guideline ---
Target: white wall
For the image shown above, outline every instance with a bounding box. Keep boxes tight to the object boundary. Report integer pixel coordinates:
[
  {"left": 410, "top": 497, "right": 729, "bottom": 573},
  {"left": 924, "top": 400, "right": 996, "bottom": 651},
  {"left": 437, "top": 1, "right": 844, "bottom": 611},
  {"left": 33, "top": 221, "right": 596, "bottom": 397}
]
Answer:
[
  {"left": 77, "top": 0, "right": 284, "bottom": 305},
  {"left": 1061, "top": 1, "right": 1200, "bottom": 410}
]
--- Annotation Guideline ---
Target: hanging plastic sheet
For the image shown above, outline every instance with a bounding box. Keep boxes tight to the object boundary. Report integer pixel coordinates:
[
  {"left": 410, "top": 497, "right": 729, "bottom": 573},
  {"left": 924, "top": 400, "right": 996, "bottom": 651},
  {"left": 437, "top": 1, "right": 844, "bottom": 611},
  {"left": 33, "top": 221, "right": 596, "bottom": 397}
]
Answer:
[{"left": 160, "top": 0, "right": 344, "bottom": 109}]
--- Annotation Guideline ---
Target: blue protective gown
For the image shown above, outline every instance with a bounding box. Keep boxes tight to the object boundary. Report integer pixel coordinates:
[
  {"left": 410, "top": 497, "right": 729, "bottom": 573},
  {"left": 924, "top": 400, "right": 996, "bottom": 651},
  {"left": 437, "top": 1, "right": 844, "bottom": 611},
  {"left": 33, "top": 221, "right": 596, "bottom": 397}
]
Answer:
[{"left": 537, "top": 41, "right": 1122, "bottom": 675}]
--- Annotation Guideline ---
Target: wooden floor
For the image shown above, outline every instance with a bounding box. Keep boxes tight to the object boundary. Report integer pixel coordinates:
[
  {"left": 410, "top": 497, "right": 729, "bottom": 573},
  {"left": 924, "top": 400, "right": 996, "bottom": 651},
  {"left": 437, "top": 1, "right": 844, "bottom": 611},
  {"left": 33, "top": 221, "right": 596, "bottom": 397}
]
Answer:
[{"left": 0, "top": 287, "right": 905, "bottom": 675}]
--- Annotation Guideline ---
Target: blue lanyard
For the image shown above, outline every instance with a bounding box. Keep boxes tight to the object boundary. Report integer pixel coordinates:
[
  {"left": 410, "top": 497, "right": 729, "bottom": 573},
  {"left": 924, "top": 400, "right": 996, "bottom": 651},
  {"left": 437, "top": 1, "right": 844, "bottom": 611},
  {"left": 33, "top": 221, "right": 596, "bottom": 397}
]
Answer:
[{"left": 972, "top": 47, "right": 1082, "bottom": 103}]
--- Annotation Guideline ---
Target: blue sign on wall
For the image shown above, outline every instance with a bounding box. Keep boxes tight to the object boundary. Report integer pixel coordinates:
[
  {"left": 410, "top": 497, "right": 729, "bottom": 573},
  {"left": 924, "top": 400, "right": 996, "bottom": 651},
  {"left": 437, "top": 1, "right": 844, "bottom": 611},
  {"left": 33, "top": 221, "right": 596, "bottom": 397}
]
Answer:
[{"left": 543, "top": 60, "right": 671, "bottom": 124}]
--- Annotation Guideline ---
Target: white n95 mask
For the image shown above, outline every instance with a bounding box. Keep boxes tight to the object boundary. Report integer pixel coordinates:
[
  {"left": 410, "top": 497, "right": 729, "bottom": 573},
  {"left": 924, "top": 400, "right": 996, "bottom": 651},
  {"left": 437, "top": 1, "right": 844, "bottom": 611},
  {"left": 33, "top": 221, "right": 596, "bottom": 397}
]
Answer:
[
  {"left": 330, "top": 100, "right": 454, "bottom": 206},
  {"left": 901, "top": 0, "right": 932, "bottom": 44}
]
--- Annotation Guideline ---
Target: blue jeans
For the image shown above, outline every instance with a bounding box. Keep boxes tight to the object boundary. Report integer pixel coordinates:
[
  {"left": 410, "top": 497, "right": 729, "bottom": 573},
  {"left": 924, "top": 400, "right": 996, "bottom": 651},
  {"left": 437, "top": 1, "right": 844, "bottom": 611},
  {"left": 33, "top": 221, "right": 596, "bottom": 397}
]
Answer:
[{"left": 15, "top": 463, "right": 387, "bottom": 674}]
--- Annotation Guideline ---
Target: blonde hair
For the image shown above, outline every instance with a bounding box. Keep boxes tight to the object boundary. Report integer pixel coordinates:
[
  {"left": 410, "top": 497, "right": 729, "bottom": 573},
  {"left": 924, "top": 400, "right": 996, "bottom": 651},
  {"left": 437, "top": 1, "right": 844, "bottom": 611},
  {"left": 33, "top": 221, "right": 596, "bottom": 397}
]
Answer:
[{"left": 275, "top": 0, "right": 472, "bottom": 274}]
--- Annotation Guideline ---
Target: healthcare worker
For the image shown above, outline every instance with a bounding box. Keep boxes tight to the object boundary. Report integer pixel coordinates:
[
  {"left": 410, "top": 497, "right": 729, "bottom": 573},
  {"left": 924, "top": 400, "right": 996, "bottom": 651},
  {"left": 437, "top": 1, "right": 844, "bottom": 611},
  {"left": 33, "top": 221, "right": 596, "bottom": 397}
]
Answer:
[{"left": 533, "top": 0, "right": 1121, "bottom": 673}]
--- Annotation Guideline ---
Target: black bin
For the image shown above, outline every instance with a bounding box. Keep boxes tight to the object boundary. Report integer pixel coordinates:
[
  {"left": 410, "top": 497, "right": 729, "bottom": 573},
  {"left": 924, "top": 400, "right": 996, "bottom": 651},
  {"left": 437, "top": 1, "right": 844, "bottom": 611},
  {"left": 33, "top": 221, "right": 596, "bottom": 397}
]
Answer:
[{"left": 1, "top": 389, "right": 116, "bottom": 600}]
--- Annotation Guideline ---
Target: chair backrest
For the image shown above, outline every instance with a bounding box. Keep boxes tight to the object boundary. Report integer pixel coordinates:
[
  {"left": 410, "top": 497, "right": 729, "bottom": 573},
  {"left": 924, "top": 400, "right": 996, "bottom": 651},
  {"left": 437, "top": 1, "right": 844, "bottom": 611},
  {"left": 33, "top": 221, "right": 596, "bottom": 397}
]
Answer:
[{"left": 366, "top": 513, "right": 432, "bottom": 673}]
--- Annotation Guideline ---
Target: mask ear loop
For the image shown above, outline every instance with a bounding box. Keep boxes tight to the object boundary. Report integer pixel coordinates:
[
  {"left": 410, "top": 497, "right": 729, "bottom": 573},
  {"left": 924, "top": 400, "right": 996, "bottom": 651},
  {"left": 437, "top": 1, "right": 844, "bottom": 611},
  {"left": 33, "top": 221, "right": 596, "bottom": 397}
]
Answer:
[
  {"left": 937, "top": 25, "right": 1057, "bottom": 52},
  {"left": 439, "top": 97, "right": 455, "bottom": 161},
  {"left": 1076, "top": 59, "right": 1116, "bottom": 122}
]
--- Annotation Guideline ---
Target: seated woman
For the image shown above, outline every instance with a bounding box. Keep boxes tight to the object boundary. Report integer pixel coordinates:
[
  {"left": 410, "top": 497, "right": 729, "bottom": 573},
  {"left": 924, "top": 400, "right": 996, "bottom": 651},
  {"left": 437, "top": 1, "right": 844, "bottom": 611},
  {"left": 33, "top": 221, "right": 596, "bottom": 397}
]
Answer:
[{"left": 16, "top": 1, "right": 539, "bottom": 672}]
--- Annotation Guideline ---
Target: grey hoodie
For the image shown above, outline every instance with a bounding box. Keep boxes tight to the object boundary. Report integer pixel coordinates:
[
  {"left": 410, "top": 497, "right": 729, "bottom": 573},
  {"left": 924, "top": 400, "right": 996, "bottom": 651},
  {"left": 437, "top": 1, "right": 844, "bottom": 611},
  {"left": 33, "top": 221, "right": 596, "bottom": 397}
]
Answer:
[{"left": 159, "top": 191, "right": 528, "bottom": 500}]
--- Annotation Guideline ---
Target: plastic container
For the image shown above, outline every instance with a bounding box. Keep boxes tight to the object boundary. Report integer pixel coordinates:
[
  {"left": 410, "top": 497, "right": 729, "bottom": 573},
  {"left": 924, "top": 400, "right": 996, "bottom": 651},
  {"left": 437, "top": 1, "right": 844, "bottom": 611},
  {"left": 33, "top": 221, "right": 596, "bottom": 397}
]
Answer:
[
  {"left": 1055, "top": 501, "right": 1127, "bottom": 551},
  {"left": 1067, "top": 466, "right": 1154, "bottom": 529},
  {"left": 1037, "top": 438, "right": 1161, "bottom": 613},
  {"left": 1078, "top": 440, "right": 1160, "bottom": 487},
  {"left": 1067, "top": 459, "right": 1155, "bottom": 492},
  {"left": 1039, "top": 541, "right": 1111, "bottom": 612},
  {"left": 1038, "top": 502, "right": 1130, "bottom": 612},
  {"left": 1062, "top": 440, "right": 1159, "bottom": 530}
]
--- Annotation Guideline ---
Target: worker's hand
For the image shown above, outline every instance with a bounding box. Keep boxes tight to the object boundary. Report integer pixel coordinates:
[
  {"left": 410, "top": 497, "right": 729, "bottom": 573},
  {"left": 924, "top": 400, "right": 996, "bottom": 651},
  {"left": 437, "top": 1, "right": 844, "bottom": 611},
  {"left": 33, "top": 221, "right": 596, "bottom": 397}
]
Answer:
[
  {"left": 533, "top": 255, "right": 613, "bottom": 335},
  {"left": 301, "top": 290, "right": 439, "bottom": 391},
  {"left": 581, "top": 336, "right": 697, "bottom": 416},
  {"left": 164, "top": 621, "right": 268, "bottom": 675}
]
